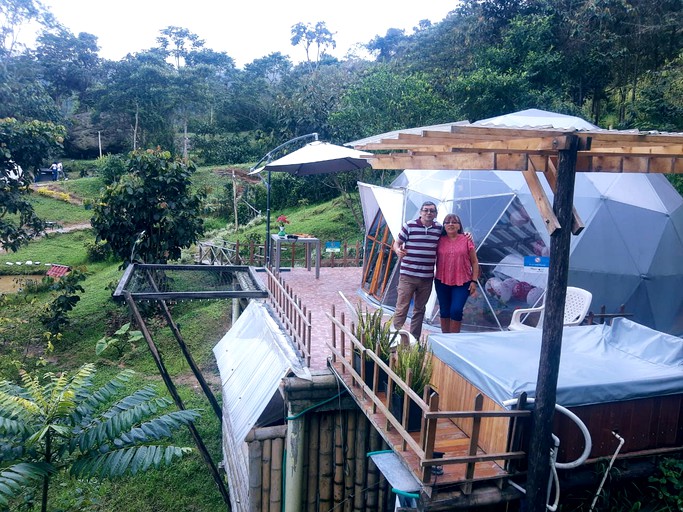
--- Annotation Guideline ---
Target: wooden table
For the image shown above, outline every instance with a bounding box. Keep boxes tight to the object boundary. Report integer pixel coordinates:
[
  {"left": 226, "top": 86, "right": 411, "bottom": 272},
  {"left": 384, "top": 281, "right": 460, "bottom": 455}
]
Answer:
[{"left": 270, "top": 234, "right": 321, "bottom": 279}]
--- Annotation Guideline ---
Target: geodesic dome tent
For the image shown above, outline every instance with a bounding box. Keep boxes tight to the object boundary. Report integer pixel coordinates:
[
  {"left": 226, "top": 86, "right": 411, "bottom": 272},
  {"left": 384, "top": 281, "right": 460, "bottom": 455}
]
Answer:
[{"left": 358, "top": 169, "right": 683, "bottom": 336}]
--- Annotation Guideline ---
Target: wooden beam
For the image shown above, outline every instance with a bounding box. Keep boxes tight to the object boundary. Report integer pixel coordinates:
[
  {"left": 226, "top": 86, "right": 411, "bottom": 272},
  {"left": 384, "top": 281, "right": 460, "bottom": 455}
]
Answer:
[
  {"left": 523, "top": 161, "right": 561, "bottom": 235},
  {"left": 366, "top": 153, "right": 530, "bottom": 171},
  {"left": 543, "top": 160, "right": 585, "bottom": 235}
]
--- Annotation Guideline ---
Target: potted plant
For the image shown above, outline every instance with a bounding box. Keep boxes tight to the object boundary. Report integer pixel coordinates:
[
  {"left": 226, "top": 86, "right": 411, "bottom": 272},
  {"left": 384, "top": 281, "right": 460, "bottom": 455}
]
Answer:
[
  {"left": 352, "top": 305, "right": 398, "bottom": 391},
  {"left": 390, "top": 341, "right": 433, "bottom": 432},
  {"left": 276, "top": 214, "right": 289, "bottom": 237}
]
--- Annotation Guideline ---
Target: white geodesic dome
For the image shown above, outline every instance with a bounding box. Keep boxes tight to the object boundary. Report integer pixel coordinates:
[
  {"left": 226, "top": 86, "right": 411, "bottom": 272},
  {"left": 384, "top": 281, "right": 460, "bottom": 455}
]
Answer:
[{"left": 359, "top": 170, "right": 683, "bottom": 336}]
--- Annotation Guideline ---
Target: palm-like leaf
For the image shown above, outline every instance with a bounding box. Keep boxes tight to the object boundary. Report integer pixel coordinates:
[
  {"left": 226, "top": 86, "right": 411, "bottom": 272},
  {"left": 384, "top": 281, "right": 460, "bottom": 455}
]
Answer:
[
  {"left": 70, "top": 445, "right": 192, "bottom": 479},
  {"left": 0, "top": 364, "right": 199, "bottom": 510},
  {"left": 0, "top": 462, "right": 53, "bottom": 507}
]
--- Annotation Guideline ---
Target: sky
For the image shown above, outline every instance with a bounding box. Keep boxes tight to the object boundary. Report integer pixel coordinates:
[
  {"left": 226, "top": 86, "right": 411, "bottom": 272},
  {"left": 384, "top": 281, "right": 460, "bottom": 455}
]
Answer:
[{"left": 31, "top": 0, "right": 458, "bottom": 68}]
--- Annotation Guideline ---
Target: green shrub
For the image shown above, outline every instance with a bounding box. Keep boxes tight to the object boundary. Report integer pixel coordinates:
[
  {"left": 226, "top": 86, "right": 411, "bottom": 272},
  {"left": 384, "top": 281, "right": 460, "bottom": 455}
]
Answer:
[
  {"left": 84, "top": 240, "right": 112, "bottom": 262},
  {"left": 96, "top": 154, "right": 128, "bottom": 184}
]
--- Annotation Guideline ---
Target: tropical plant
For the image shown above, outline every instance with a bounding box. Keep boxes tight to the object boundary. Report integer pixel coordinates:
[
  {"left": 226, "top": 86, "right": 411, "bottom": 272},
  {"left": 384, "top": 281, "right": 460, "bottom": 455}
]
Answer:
[
  {"left": 40, "top": 268, "right": 87, "bottom": 335},
  {"left": 393, "top": 341, "right": 433, "bottom": 397},
  {"left": 0, "top": 363, "right": 199, "bottom": 512},
  {"left": 96, "top": 322, "right": 143, "bottom": 359},
  {"left": 353, "top": 304, "right": 398, "bottom": 362}
]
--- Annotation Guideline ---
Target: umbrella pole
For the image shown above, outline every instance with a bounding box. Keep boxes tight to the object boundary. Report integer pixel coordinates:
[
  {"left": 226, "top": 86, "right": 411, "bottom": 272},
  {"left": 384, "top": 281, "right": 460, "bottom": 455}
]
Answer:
[{"left": 265, "top": 168, "right": 272, "bottom": 267}]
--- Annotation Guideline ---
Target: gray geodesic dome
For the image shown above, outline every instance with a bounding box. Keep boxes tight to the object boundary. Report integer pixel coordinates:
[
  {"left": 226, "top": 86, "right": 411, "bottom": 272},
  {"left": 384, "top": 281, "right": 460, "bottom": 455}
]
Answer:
[{"left": 358, "top": 170, "right": 683, "bottom": 336}]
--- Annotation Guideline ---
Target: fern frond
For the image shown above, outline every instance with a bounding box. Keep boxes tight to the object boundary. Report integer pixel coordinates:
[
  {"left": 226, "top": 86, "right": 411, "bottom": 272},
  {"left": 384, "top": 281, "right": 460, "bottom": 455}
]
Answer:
[{"left": 18, "top": 370, "right": 49, "bottom": 412}]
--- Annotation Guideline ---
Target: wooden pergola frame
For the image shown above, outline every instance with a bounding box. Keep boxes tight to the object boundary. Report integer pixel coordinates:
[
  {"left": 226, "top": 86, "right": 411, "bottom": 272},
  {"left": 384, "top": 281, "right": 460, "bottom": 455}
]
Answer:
[{"left": 350, "top": 125, "right": 683, "bottom": 512}]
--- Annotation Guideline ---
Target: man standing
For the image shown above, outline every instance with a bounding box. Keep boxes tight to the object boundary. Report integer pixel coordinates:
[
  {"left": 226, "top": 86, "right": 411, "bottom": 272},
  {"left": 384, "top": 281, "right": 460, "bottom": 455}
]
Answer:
[{"left": 392, "top": 201, "right": 442, "bottom": 340}]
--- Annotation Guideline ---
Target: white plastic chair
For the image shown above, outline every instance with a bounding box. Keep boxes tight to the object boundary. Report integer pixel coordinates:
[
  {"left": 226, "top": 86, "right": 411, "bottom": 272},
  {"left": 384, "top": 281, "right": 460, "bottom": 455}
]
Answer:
[{"left": 508, "top": 286, "right": 592, "bottom": 331}]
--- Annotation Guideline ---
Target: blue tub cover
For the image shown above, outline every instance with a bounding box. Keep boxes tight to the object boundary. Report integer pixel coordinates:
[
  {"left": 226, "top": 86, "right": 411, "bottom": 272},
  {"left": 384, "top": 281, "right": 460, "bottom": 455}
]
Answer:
[{"left": 428, "top": 318, "right": 683, "bottom": 408}]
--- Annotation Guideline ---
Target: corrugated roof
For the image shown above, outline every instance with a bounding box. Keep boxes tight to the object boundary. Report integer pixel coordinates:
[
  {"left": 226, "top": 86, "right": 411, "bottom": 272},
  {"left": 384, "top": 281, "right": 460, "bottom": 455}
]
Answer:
[
  {"left": 213, "top": 300, "right": 310, "bottom": 511},
  {"left": 46, "top": 264, "right": 70, "bottom": 278}
]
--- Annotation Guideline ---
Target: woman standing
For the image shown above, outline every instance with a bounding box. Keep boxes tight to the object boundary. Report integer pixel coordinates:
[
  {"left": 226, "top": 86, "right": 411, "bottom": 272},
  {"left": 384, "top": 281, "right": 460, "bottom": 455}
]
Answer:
[{"left": 434, "top": 214, "right": 480, "bottom": 333}]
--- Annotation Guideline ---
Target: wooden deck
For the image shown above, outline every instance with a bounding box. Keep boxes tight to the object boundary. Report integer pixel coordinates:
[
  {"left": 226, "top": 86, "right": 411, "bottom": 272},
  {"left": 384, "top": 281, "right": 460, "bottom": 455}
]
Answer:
[
  {"left": 329, "top": 359, "right": 509, "bottom": 487},
  {"left": 255, "top": 266, "right": 529, "bottom": 505}
]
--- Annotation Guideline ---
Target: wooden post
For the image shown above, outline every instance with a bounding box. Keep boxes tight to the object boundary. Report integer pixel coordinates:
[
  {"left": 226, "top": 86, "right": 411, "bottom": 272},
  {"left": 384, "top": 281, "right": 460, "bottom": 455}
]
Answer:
[{"left": 526, "top": 135, "right": 579, "bottom": 512}]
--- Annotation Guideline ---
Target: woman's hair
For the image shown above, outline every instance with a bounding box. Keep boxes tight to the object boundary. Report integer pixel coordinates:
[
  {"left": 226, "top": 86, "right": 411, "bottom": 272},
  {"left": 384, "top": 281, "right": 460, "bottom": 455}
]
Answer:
[{"left": 441, "top": 213, "right": 464, "bottom": 235}]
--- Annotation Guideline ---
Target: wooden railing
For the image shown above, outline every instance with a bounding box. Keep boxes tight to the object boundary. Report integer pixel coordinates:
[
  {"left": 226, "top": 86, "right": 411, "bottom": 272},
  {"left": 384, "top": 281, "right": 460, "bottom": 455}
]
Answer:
[
  {"left": 326, "top": 307, "right": 531, "bottom": 486},
  {"left": 196, "top": 241, "right": 264, "bottom": 266},
  {"left": 197, "top": 239, "right": 362, "bottom": 268},
  {"left": 265, "top": 268, "right": 312, "bottom": 366},
  {"left": 585, "top": 304, "right": 633, "bottom": 325}
]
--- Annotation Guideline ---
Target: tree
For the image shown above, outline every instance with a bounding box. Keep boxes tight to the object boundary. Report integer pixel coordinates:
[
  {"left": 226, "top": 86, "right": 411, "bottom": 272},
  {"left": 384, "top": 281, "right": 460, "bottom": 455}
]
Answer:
[
  {"left": 91, "top": 53, "right": 176, "bottom": 150},
  {"left": 90, "top": 148, "right": 205, "bottom": 264},
  {"left": 0, "top": 117, "right": 65, "bottom": 252},
  {"left": 0, "top": 0, "right": 55, "bottom": 69},
  {"left": 33, "top": 28, "right": 100, "bottom": 113},
  {"left": 0, "top": 363, "right": 199, "bottom": 512},
  {"left": 155, "top": 26, "right": 205, "bottom": 69},
  {"left": 290, "top": 21, "right": 336, "bottom": 70}
]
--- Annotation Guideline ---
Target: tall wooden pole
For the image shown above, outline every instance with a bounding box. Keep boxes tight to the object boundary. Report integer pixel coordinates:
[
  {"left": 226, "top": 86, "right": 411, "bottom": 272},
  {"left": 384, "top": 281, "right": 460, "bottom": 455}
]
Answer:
[{"left": 525, "top": 135, "right": 579, "bottom": 511}]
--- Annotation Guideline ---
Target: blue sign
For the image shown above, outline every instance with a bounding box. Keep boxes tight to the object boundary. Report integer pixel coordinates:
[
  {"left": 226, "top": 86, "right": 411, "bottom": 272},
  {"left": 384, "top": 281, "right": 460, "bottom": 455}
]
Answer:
[
  {"left": 524, "top": 256, "right": 550, "bottom": 272},
  {"left": 325, "top": 241, "right": 341, "bottom": 253}
]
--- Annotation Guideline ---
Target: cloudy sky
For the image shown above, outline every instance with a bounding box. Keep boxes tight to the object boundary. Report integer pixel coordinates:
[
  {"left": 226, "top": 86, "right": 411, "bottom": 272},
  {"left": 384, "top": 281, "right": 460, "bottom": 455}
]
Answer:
[{"left": 32, "top": 0, "right": 457, "bottom": 67}]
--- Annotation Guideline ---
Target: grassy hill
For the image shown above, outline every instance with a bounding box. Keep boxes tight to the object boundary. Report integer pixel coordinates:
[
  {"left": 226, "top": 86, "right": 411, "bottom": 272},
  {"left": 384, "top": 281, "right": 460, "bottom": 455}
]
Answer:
[{"left": 0, "top": 166, "right": 365, "bottom": 511}]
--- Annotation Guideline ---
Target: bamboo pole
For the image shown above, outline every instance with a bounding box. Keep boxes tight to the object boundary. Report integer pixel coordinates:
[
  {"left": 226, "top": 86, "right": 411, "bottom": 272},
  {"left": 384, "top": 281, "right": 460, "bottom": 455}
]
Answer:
[
  {"left": 270, "top": 438, "right": 284, "bottom": 511},
  {"left": 261, "top": 439, "right": 272, "bottom": 510},
  {"left": 366, "top": 425, "right": 381, "bottom": 510},
  {"left": 306, "top": 414, "right": 320, "bottom": 511},
  {"left": 353, "top": 414, "right": 368, "bottom": 512},
  {"left": 334, "top": 411, "right": 345, "bottom": 506},
  {"left": 319, "top": 413, "right": 334, "bottom": 511},
  {"left": 344, "top": 411, "right": 356, "bottom": 512},
  {"left": 248, "top": 439, "right": 263, "bottom": 512},
  {"left": 284, "top": 405, "right": 305, "bottom": 512}
]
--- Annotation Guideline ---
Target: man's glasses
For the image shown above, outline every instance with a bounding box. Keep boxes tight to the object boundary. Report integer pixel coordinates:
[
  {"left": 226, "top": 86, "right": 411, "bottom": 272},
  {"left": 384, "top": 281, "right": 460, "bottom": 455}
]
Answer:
[{"left": 421, "top": 208, "right": 437, "bottom": 213}]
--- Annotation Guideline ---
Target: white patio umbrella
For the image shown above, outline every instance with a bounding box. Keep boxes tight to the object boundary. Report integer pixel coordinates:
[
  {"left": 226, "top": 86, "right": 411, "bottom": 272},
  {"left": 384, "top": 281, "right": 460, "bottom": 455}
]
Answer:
[
  {"left": 261, "top": 140, "right": 372, "bottom": 176},
  {"left": 249, "top": 136, "right": 373, "bottom": 266}
]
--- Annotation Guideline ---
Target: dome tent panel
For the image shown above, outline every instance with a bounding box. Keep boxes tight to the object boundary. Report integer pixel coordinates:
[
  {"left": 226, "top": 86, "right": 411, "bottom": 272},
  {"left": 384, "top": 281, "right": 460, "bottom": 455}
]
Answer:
[
  {"left": 647, "top": 212, "right": 683, "bottom": 276},
  {"left": 606, "top": 200, "right": 670, "bottom": 274},
  {"left": 592, "top": 173, "right": 670, "bottom": 213},
  {"left": 359, "top": 169, "right": 683, "bottom": 335}
]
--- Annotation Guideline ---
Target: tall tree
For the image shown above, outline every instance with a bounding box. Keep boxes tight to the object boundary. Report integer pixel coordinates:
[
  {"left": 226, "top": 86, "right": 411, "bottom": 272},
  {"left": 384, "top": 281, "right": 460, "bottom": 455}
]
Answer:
[
  {"left": 33, "top": 28, "right": 100, "bottom": 113},
  {"left": 290, "top": 21, "right": 336, "bottom": 70},
  {"left": 155, "top": 26, "right": 205, "bottom": 69}
]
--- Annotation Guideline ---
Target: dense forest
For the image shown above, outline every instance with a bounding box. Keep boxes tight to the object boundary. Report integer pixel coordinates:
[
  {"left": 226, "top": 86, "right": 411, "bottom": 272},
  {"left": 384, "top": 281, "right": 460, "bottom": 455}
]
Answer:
[{"left": 2, "top": 0, "right": 682, "bottom": 168}]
